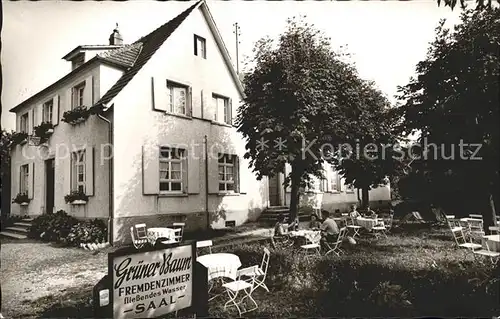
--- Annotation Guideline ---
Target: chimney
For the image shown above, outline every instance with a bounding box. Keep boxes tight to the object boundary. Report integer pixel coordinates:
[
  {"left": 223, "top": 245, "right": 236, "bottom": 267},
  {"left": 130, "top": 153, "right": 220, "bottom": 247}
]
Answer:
[{"left": 109, "top": 23, "right": 123, "bottom": 46}]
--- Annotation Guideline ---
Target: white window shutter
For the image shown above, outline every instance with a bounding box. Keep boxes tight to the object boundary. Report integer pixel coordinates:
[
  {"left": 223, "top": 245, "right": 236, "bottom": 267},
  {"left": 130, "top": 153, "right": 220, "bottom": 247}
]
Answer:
[
  {"left": 200, "top": 90, "right": 205, "bottom": 118},
  {"left": 28, "top": 109, "right": 34, "bottom": 135},
  {"left": 285, "top": 163, "right": 292, "bottom": 192},
  {"left": 340, "top": 177, "right": 346, "bottom": 192},
  {"left": 182, "top": 156, "right": 188, "bottom": 194},
  {"left": 53, "top": 95, "right": 60, "bottom": 125},
  {"left": 66, "top": 157, "right": 72, "bottom": 194},
  {"left": 28, "top": 162, "right": 35, "bottom": 199},
  {"left": 84, "top": 76, "right": 93, "bottom": 107},
  {"left": 152, "top": 77, "right": 168, "bottom": 112},
  {"left": 228, "top": 98, "right": 233, "bottom": 125},
  {"left": 186, "top": 87, "right": 193, "bottom": 117},
  {"left": 36, "top": 104, "right": 43, "bottom": 126},
  {"left": 187, "top": 156, "right": 200, "bottom": 194},
  {"left": 237, "top": 156, "right": 248, "bottom": 194},
  {"left": 142, "top": 145, "right": 160, "bottom": 195},
  {"left": 17, "top": 166, "right": 21, "bottom": 193},
  {"left": 207, "top": 153, "right": 219, "bottom": 194},
  {"left": 67, "top": 88, "right": 72, "bottom": 110},
  {"left": 85, "top": 146, "right": 94, "bottom": 196}
]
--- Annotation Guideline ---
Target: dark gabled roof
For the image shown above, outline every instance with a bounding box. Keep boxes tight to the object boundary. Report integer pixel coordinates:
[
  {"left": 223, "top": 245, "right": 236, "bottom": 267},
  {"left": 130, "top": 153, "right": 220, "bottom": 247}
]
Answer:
[
  {"left": 94, "top": 0, "right": 202, "bottom": 109},
  {"left": 98, "top": 42, "right": 143, "bottom": 68}
]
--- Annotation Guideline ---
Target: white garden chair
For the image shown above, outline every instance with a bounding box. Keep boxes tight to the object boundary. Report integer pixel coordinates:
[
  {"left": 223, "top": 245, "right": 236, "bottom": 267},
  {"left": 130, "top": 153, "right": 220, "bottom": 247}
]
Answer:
[
  {"left": 301, "top": 233, "right": 321, "bottom": 261},
  {"left": 324, "top": 227, "right": 347, "bottom": 256},
  {"left": 346, "top": 216, "right": 362, "bottom": 238},
  {"left": 222, "top": 265, "right": 259, "bottom": 316},
  {"left": 473, "top": 236, "right": 500, "bottom": 264},
  {"left": 451, "top": 226, "right": 482, "bottom": 251},
  {"left": 130, "top": 223, "right": 148, "bottom": 249},
  {"left": 196, "top": 240, "right": 213, "bottom": 257},
  {"left": 242, "top": 247, "right": 270, "bottom": 293},
  {"left": 172, "top": 222, "right": 185, "bottom": 242}
]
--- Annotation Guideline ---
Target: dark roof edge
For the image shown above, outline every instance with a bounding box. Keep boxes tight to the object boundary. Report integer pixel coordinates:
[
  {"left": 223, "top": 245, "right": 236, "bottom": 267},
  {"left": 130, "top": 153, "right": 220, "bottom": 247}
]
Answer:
[{"left": 9, "top": 58, "right": 127, "bottom": 113}]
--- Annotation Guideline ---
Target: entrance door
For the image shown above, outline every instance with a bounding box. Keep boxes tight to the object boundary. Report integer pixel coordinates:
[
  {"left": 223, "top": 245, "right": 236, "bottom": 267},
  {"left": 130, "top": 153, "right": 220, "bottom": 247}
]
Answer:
[
  {"left": 269, "top": 175, "right": 281, "bottom": 206},
  {"left": 45, "top": 159, "right": 55, "bottom": 214}
]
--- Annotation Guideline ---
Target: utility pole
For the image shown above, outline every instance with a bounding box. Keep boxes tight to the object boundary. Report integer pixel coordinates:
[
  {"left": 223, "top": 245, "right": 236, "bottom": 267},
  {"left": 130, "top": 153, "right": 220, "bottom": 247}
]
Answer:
[{"left": 233, "top": 22, "right": 241, "bottom": 74}]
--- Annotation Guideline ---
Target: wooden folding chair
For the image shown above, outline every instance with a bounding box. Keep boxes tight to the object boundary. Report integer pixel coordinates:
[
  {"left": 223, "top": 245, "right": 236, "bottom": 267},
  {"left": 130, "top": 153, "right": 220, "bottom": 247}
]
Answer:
[
  {"left": 473, "top": 236, "right": 500, "bottom": 264},
  {"left": 451, "top": 226, "right": 482, "bottom": 251},
  {"left": 172, "top": 222, "right": 185, "bottom": 242},
  {"left": 346, "top": 216, "right": 362, "bottom": 238},
  {"left": 222, "top": 266, "right": 259, "bottom": 316},
  {"left": 241, "top": 247, "right": 270, "bottom": 293},
  {"left": 196, "top": 240, "right": 213, "bottom": 257},
  {"left": 301, "top": 233, "right": 321, "bottom": 261},
  {"left": 324, "top": 227, "right": 347, "bottom": 256},
  {"left": 130, "top": 223, "right": 148, "bottom": 249}
]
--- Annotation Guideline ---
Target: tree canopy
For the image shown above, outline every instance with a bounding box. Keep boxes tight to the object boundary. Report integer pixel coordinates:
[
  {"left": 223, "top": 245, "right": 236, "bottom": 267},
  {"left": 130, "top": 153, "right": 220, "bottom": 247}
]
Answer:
[
  {"left": 395, "top": 8, "right": 500, "bottom": 223},
  {"left": 237, "top": 17, "right": 399, "bottom": 218}
]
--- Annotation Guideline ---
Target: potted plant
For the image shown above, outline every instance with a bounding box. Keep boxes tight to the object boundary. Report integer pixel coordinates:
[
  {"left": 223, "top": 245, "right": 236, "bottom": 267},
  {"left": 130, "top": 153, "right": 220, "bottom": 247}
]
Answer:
[
  {"left": 12, "top": 193, "right": 30, "bottom": 206},
  {"left": 61, "top": 106, "right": 90, "bottom": 125},
  {"left": 11, "top": 132, "right": 28, "bottom": 146},
  {"left": 34, "top": 122, "right": 55, "bottom": 143},
  {"left": 64, "top": 190, "right": 89, "bottom": 205}
]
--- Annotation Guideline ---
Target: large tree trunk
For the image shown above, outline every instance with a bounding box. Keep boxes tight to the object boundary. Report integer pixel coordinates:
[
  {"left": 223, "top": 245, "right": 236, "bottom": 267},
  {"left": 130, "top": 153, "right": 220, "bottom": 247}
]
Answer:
[
  {"left": 361, "top": 187, "right": 370, "bottom": 210},
  {"left": 288, "top": 167, "right": 302, "bottom": 222}
]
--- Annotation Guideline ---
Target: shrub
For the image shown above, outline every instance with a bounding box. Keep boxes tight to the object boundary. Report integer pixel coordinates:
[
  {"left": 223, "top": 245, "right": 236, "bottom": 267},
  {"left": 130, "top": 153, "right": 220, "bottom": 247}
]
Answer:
[
  {"left": 11, "top": 132, "right": 28, "bottom": 146},
  {"left": 61, "top": 106, "right": 90, "bottom": 125},
  {"left": 29, "top": 210, "right": 78, "bottom": 243},
  {"left": 12, "top": 193, "right": 30, "bottom": 204},
  {"left": 33, "top": 122, "right": 54, "bottom": 143},
  {"left": 64, "top": 190, "right": 89, "bottom": 204},
  {"left": 67, "top": 219, "right": 108, "bottom": 246}
]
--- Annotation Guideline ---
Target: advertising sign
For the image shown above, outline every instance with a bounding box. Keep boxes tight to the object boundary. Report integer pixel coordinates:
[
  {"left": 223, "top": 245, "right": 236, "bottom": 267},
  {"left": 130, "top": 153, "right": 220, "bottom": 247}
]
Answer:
[{"left": 110, "top": 244, "right": 193, "bottom": 319}]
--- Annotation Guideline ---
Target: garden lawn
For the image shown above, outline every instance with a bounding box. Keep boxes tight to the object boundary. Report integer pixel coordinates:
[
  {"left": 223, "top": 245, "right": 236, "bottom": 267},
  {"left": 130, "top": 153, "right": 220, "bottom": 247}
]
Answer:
[{"left": 2, "top": 223, "right": 499, "bottom": 318}]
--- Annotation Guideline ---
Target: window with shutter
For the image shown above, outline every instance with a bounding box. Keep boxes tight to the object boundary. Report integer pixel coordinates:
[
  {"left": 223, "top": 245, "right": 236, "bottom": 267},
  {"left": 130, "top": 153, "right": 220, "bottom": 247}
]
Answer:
[
  {"left": 20, "top": 164, "right": 29, "bottom": 194},
  {"left": 212, "top": 94, "right": 230, "bottom": 124},
  {"left": 43, "top": 99, "right": 54, "bottom": 124},
  {"left": 72, "top": 82, "right": 85, "bottom": 109},
  {"left": 20, "top": 113, "right": 29, "bottom": 133},
  {"left": 159, "top": 147, "right": 186, "bottom": 193},
  {"left": 71, "top": 150, "right": 86, "bottom": 193},
  {"left": 218, "top": 154, "right": 236, "bottom": 192}
]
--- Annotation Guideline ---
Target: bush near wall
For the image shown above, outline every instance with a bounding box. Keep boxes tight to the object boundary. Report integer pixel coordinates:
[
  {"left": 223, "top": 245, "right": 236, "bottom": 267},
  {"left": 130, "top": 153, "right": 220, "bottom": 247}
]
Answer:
[
  {"left": 29, "top": 210, "right": 107, "bottom": 246},
  {"left": 219, "top": 244, "right": 499, "bottom": 317}
]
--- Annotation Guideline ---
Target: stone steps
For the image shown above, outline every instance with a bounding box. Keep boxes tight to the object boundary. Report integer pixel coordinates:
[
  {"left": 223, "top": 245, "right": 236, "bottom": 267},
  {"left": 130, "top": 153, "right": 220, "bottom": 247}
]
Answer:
[
  {"left": 0, "top": 231, "right": 28, "bottom": 239},
  {"left": 5, "top": 227, "right": 29, "bottom": 233},
  {"left": 1, "top": 217, "right": 33, "bottom": 240}
]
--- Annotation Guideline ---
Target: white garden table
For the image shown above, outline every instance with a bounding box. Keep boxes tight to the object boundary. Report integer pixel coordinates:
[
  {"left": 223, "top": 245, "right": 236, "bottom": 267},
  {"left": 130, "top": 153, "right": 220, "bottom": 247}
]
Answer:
[
  {"left": 356, "top": 217, "right": 380, "bottom": 231},
  {"left": 482, "top": 234, "right": 500, "bottom": 252},
  {"left": 197, "top": 253, "right": 242, "bottom": 281},
  {"left": 146, "top": 227, "right": 178, "bottom": 245},
  {"left": 289, "top": 230, "right": 321, "bottom": 244}
]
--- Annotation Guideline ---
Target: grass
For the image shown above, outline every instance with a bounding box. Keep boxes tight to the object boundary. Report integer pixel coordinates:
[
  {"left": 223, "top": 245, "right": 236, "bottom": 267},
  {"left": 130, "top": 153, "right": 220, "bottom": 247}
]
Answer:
[{"left": 7, "top": 223, "right": 500, "bottom": 318}]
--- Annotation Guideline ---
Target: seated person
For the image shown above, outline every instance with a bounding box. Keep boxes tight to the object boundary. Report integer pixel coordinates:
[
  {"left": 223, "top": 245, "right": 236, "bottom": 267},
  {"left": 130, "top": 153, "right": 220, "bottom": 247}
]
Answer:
[
  {"left": 309, "top": 214, "right": 321, "bottom": 230},
  {"left": 274, "top": 214, "right": 297, "bottom": 237},
  {"left": 320, "top": 210, "right": 340, "bottom": 244},
  {"left": 349, "top": 204, "right": 362, "bottom": 219},
  {"left": 365, "top": 205, "right": 377, "bottom": 218}
]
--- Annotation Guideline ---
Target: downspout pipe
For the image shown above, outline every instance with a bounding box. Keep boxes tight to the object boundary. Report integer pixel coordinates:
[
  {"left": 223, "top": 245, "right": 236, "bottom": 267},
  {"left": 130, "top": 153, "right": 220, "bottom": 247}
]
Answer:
[
  {"left": 204, "top": 135, "right": 209, "bottom": 229},
  {"left": 96, "top": 110, "right": 113, "bottom": 245}
]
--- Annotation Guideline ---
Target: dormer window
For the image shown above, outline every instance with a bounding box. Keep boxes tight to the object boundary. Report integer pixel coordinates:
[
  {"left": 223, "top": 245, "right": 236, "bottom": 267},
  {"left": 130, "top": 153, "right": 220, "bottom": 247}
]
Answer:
[
  {"left": 194, "top": 35, "right": 206, "bottom": 59},
  {"left": 71, "top": 54, "right": 85, "bottom": 70},
  {"left": 72, "top": 82, "right": 85, "bottom": 109}
]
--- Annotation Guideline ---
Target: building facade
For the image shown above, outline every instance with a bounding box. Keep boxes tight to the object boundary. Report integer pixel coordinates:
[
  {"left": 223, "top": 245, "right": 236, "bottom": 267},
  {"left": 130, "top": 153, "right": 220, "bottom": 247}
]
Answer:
[{"left": 9, "top": 0, "right": 390, "bottom": 245}]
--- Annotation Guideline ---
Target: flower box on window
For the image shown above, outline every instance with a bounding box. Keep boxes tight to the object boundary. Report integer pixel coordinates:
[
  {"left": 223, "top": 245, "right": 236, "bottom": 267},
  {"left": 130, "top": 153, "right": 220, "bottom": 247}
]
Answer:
[
  {"left": 34, "top": 122, "right": 55, "bottom": 143},
  {"left": 64, "top": 190, "right": 89, "bottom": 205},
  {"left": 11, "top": 132, "right": 28, "bottom": 146},
  {"left": 12, "top": 193, "right": 30, "bottom": 206},
  {"left": 61, "top": 106, "right": 90, "bottom": 125}
]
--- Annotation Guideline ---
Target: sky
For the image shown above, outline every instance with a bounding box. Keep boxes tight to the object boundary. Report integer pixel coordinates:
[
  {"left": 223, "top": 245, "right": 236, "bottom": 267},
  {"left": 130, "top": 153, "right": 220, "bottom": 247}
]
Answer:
[{"left": 1, "top": 0, "right": 463, "bottom": 131}]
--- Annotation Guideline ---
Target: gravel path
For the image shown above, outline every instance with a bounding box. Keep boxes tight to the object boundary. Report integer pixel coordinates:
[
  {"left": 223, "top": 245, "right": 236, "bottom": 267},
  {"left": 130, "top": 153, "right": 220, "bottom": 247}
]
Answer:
[{"left": 1, "top": 241, "right": 107, "bottom": 318}]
